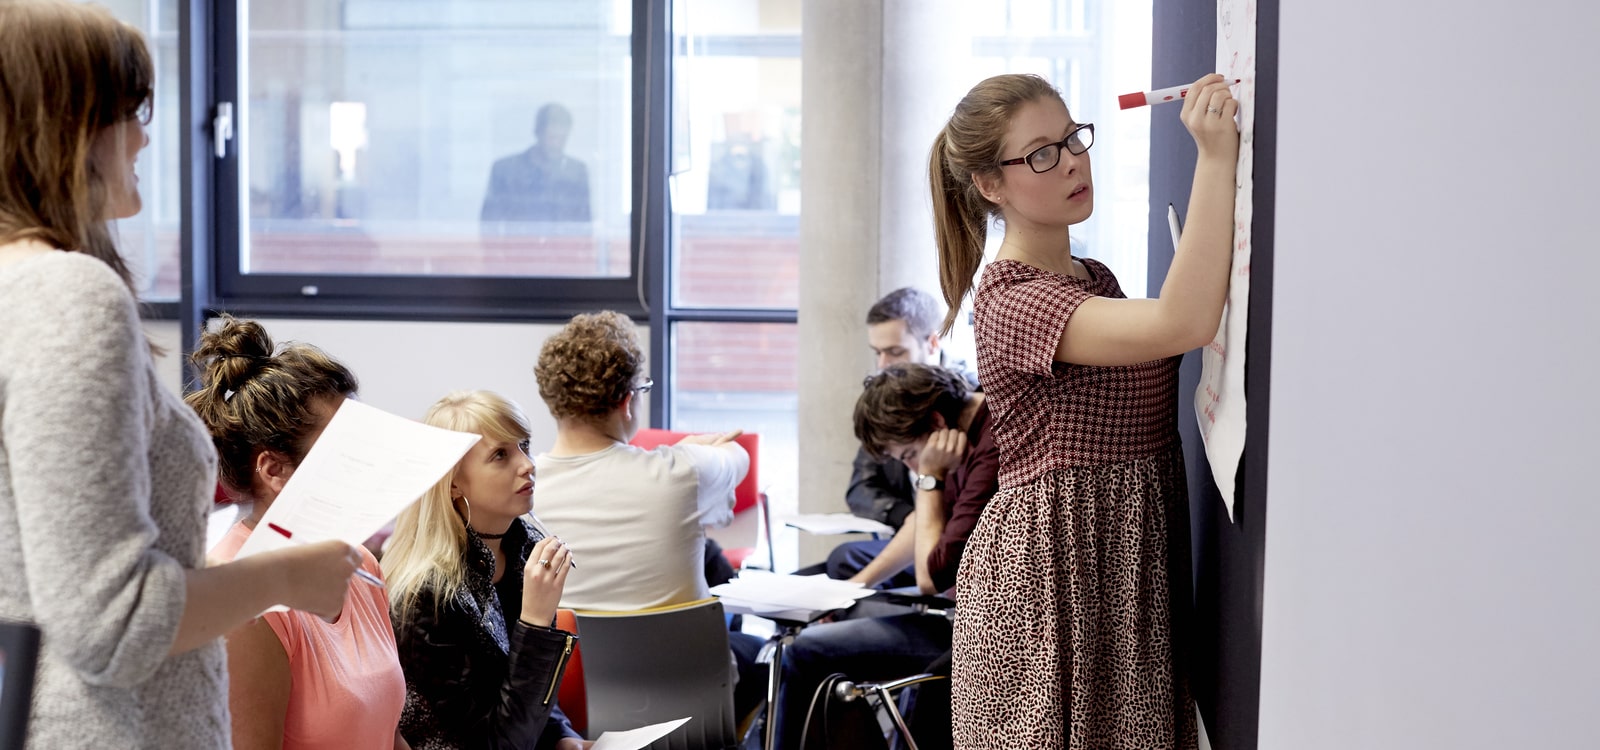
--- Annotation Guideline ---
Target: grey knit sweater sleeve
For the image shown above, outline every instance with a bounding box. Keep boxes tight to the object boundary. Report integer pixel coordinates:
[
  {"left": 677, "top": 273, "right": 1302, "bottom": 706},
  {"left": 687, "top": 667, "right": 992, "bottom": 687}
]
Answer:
[{"left": 0, "top": 252, "right": 228, "bottom": 747}]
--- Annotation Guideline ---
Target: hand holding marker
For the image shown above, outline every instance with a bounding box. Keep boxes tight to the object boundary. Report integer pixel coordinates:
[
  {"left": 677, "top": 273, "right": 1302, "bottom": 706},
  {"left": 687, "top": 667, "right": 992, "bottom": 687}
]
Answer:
[{"left": 1119, "top": 79, "right": 1242, "bottom": 109}]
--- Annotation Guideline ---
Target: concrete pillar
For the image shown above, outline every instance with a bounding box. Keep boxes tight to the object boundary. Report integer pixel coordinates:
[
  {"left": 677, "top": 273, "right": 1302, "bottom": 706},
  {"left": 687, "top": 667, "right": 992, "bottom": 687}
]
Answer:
[
  {"left": 878, "top": 1, "right": 973, "bottom": 294},
  {"left": 796, "top": 0, "right": 972, "bottom": 565}
]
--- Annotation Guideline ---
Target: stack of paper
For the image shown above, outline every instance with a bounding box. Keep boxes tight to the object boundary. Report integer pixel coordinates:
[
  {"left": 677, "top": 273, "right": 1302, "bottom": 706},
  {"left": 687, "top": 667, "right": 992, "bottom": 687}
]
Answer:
[
  {"left": 780, "top": 513, "right": 894, "bottom": 536},
  {"left": 711, "top": 570, "right": 875, "bottom": 620}
]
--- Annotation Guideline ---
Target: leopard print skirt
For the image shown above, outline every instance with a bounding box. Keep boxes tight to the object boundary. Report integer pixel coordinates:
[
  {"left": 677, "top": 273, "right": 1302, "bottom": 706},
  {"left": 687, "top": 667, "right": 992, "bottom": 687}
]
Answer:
[{"left": 951, "top": 448, "right": 1196, "bottom": 750}]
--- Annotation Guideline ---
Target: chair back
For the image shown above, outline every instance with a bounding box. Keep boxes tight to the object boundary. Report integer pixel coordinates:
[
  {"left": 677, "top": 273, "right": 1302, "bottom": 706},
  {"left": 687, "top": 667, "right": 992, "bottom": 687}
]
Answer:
[
  {"left": 0, "top": 621, "right": 41, "bottom": 750},
  {"left": 574, "top": 598, "right": 737, "bottom": 750},
  {"left": 553, "top": 609, "right": 587, "bottom": 736},
  {"left": 628, "top": 429, "right": 760, "bottom": 514}
]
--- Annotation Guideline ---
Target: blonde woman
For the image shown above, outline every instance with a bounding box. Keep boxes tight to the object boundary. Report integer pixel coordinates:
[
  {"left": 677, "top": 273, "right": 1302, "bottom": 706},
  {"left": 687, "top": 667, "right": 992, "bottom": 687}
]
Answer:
[
  {"left": 0, "top": 3, "right": 359, "bottom": 746},
  {"left": 383, "top": 391, "right": 589, "bottom": 750}
]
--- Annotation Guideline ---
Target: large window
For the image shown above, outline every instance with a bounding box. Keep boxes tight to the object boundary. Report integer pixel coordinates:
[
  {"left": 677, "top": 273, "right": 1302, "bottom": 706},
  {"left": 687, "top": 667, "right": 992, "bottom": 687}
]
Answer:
[
  {"left": 664, "top": 1, "right": 801, "bottom": 511},
  {"left": 239, "top": 1, "right": 632, "bottom": 280},
  {"left": 668, "top": 1, "right": 800, "bottom": 310},
  {"left": 97, "top": 0, "right": 183, "bottom": 303},
  {"left": 203, "top": 0, "right": 644, "bottom": 317}
]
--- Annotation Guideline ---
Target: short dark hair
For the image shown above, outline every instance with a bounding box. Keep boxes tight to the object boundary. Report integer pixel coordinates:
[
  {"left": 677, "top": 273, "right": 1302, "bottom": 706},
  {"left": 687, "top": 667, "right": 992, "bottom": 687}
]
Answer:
[
  {"left": 854, "top": 362, "right": 971, "bottom": 460},
  {"left": 865, "top": 287, "right": 942, "bottom": 340},
  {"left": 535, "top": 102, "right": 573, "bottom": 136}
]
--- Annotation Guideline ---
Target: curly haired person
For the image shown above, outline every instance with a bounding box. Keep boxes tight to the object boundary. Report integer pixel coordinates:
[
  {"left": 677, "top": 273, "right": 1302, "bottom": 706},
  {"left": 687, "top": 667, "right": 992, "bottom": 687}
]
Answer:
[{"left": 529, "top": 311, "right": 767, "bottom": 721}]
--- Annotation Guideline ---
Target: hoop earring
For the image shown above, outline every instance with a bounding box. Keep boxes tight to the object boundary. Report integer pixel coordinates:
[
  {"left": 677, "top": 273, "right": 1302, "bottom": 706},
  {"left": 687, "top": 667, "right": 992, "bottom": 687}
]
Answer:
[{"left": 456, "top": 494, "right": 472, "bottom": 529}]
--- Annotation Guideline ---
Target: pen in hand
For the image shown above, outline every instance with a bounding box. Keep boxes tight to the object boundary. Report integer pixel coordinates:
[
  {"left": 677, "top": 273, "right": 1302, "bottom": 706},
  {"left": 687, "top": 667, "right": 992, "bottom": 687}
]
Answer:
[
  {"left": 524, "top": 513, "right": 577, "bottom": 569},
  {"left": 267, "top": 522, "right": 385, "bottom": 588}
]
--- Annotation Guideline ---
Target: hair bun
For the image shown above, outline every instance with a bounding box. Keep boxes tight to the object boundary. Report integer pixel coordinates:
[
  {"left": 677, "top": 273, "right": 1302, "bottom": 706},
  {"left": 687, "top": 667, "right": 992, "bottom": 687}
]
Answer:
[{"left": 190, "top": 316, "right": 275, "bottom": 393}]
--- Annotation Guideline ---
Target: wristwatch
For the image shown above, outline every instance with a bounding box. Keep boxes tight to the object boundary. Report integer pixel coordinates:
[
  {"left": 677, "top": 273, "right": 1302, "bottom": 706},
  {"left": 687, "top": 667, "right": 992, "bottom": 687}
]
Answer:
[{"left": 915, "top": 474, "right": 945, "bottom": 491}]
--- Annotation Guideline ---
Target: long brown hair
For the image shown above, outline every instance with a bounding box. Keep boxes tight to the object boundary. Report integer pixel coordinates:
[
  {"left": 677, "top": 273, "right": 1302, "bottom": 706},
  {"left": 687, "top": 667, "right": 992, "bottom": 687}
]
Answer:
[
  {"left": 185, "top": 316, "right": 359, "bottom": 498},
  {"left": 928, "top": 74, "right": 1063, "bottom": 334},
  {"left": 0, "top": 0, "right": 153, "bottom": 289}
]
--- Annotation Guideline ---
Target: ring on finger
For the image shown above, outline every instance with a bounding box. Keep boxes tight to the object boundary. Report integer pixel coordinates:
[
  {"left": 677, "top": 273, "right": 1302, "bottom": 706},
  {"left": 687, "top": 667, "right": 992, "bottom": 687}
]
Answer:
[
  {"left": 1206, "top": 106, "right": 1222, "bottom": 114},
  {"left": 538, "top": 558, "right": 551, "bottom": 568}
]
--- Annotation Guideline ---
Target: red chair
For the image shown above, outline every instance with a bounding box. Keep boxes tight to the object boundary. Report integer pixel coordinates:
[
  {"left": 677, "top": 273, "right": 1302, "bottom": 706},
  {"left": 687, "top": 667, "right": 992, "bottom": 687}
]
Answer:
[
  {"left": 553, "top": 609, "right": 587, "bottom": 736},
  {"left": 627, "top": 429, "right": 773, "bottom": 571}
]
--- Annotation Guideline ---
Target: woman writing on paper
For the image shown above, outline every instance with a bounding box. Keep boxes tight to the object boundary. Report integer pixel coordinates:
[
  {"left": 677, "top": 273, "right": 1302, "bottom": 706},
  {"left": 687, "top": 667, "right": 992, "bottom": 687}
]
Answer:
[
  {"left": 383, "top": 391, "right": 589, "bottom": 750},
  {"left": 187, "top": 317, "right": 410, "bottom": 749},
  {"left": 928, "top": 73, "right": 1238, "bottom": 748},
  {"left": 0, "top": 3, "right": 361, "bottom": 746}
]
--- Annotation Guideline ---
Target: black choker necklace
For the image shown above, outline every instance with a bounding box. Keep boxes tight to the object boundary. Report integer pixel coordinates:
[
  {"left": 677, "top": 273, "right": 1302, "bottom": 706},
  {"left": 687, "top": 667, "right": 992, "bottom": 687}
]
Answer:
[{"left": 474, "top": 528, "right": 508, "bottom": 540}]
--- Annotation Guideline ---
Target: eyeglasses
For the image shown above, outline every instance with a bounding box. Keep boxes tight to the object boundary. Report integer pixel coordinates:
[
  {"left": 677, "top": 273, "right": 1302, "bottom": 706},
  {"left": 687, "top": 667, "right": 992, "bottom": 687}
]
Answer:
[
  {"left": 997, "top": 123, "right": 1095, "bottom": 174},
  {"left": 632, "top": 376, "right": 654, "bottom": 394}
]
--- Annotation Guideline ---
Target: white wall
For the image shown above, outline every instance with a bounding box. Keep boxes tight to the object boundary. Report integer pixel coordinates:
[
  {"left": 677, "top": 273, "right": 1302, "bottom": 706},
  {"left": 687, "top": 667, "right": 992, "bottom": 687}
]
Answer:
[{"left": 1261, "top": 2, "right": 1600, "bottom": 747}]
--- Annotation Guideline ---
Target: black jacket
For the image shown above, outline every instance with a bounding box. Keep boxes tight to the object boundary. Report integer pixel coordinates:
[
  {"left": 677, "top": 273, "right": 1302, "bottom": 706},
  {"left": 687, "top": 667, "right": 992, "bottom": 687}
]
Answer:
[
  {"left": 845, "top": 448, "right": 917, "bottom": 529},
  {"left": 395, "top": 518, "right": 580, "bottom": 750}
]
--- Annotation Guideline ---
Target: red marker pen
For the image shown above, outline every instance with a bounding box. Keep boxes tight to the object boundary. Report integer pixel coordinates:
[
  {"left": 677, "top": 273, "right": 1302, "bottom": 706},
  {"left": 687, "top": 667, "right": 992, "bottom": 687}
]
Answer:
[{"left": 1118, "top": 79, "right": 1242, "bottom": 110}]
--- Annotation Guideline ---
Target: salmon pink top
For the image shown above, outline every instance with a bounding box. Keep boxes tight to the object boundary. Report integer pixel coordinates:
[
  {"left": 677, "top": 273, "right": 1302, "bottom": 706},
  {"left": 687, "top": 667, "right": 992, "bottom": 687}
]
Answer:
[{"left": 213, "top": 521, "right": 406, "bottom": 750}]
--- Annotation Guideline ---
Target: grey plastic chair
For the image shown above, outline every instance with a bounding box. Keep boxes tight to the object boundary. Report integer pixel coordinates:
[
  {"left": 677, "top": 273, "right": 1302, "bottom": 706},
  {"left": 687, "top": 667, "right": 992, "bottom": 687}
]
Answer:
[
  {"left": 0, "top": 620, "right": 42, "bottom": 750},
  {"left": 574, "top": 598, "right": 739, "bottom": 750}
]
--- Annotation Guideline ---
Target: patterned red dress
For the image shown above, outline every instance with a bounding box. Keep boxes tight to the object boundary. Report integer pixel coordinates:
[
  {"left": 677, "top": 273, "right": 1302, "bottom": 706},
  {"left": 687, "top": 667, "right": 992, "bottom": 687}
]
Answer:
[{"left": 952, "top": 257, "right": 1197, "bottom": 750}]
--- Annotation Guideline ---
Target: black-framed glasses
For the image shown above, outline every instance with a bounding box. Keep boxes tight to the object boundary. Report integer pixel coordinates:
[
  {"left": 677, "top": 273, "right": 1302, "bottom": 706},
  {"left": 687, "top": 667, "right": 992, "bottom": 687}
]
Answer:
[
  {"left": 998, "top": 123, "right": 1095, "bottom": 174},
  {"left": 632, "top": 376, "right": 654, "bottom": 394}
]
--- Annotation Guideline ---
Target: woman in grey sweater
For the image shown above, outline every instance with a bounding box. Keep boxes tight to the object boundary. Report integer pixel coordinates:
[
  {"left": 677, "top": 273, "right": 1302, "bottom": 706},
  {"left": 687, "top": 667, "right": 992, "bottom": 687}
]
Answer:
[{"left": 0, "top": 2, "right": 363, "bottom": 746}]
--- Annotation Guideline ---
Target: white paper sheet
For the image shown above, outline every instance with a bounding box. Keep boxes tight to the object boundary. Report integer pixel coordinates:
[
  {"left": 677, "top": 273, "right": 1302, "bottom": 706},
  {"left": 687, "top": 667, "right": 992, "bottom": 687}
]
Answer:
[
  {"left": 780, "top": 513, "right": 895, "bottom": 537},
  {"left": 234, "top": 399, "right": 482, "bottom": 561},
  {"left": 711, "top": 570, "right": 876, "bottom": 616},
  {"left": 590, "top": 717, "right": 692, "bottom": 750},
  {"left": 1195, "top": 0, "right": 1257, "bottom": 521}
]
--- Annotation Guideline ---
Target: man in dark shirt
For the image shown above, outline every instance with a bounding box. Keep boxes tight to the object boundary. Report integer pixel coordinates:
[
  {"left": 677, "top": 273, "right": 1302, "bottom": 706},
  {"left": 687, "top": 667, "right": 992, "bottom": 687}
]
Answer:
[
  {"left": 825, "top": 287, "right": 977, "bottom": 587},
  {"left": 775, "top": 363, "right": 996, "bottom": 750},
  {"left": 480, "top": 102, "right": 592, "bottom": 234}
]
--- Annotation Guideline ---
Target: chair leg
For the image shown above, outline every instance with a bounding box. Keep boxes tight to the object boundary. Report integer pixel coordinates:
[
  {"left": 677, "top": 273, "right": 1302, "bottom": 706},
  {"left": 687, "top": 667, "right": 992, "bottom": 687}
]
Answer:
[
  {"left": 874, "top": 685, "right": 919, "bottom": 750},
  {"left": 839, "top": 674, "right": 945, "bottom": 750}
]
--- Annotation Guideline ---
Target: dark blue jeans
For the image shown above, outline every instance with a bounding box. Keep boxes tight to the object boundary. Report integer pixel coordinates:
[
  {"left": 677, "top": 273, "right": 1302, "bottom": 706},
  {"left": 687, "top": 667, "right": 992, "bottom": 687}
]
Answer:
[
  {"left": 730, "top": 630, "right": 768, "bottom": 722},
  {"left": 824, "top": 539, "right": 917, "bottom": 589},
  {"left": 773, "top": 613, "right": 951, "bottom": 750}
]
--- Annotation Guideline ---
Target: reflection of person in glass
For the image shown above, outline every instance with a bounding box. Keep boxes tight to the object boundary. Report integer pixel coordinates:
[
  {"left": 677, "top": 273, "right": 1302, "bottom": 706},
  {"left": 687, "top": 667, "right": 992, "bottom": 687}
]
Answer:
[
  {"left": 706, "top": 133, "right": 773, "bottom": 211},
  {"left": 481, "top": 103, "right": 591, "bottom": 234}
]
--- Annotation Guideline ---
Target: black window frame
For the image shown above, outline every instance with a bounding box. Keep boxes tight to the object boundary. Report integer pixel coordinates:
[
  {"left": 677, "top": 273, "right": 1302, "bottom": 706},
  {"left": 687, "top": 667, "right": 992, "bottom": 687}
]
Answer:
[
  {"left": 650, "top": 4, "right": 799, "bottom": 429},
  {"left": 193, "top": 0, "right": 657, "bottom": 328},
  {"left": 175, "top": 0, "right": 801, "bottom": 426}
]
